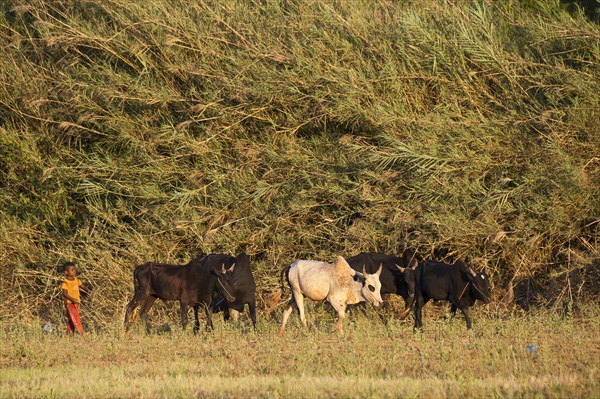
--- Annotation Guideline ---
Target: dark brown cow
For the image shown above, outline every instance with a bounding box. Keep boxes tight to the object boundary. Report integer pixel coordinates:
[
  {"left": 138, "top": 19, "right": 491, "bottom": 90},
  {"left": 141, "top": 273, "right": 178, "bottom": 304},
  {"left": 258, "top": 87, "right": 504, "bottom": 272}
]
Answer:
[{"left": 124, "top": 254, "right": 236, "bottom": 333}]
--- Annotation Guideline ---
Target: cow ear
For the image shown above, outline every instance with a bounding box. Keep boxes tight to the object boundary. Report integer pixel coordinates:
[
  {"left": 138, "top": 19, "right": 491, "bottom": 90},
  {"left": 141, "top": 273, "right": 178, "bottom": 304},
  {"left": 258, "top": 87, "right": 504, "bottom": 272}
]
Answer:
[
  {"left": 462, "top": 266, "right": 477, "bottom": 282},
  {"left": 354, "top": 270, "right": 365, "bottom": 281},
  {"left": 402, "top": 249, "right": 419, "bottom": 269},
  {"left": 408, "top": 257, "right": 418, "bottom": 269}
]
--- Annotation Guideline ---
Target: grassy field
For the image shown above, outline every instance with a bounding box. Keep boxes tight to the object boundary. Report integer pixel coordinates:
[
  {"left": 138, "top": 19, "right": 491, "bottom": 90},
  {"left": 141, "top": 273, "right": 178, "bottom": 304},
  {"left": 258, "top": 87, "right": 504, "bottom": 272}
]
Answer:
[{"left": 1, "top": 304, "right": 599, "bottom": 398}]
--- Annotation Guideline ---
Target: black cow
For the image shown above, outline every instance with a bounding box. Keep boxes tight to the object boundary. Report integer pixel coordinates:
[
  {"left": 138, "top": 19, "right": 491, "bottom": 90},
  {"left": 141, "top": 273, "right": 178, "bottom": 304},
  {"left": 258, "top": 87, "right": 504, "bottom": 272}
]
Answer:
[
  {"left": 346, "top": 250, "right": 419, "bottom": 318},
  {"left": 210, "top": 253, "right": 257, "bottom": 328},
  {"left": 124, "top": 254, "right": 237, "bottom": 333},
  {"left": 413, "top": 259, "right": 491, "bottom": 330}
]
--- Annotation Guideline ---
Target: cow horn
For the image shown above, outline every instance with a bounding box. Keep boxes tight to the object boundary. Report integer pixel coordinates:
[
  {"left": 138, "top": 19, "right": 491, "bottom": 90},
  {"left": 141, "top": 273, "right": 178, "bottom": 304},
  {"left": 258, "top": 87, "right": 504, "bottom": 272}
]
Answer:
[
  {"left": 376, "top": 263, "right": 383, "bottom": 276},
  {"left": 398, "top": 307, "right": 411, "bottom": 319},
  {"left": 221, "top": 263, "right": 226, "bottom": 274},
  {"left": 362, "top": 266, "right": 368, "bottom": 276},
  {"left": 468, "top": 267, "right": 477, "bottom": 277},
  {"left": 396, "top": 264, "right": 406, "bottom": 273},
  {"left": 228, "top": 262, "right": 235, "bottom": 272}
]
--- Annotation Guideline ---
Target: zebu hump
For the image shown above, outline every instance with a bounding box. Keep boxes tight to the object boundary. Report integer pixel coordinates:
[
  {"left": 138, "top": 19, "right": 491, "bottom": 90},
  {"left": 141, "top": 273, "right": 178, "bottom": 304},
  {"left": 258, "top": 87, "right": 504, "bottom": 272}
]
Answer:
[{"left": 332, "top": 256, "right": 354, "bottom": 288}]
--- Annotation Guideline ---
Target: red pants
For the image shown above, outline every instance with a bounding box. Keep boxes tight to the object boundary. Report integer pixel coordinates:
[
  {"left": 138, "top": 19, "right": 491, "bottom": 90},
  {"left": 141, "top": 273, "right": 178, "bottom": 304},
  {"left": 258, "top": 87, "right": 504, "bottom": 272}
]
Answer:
[{"left": 66, "top": 303, "right": 84, "bottom": 335}]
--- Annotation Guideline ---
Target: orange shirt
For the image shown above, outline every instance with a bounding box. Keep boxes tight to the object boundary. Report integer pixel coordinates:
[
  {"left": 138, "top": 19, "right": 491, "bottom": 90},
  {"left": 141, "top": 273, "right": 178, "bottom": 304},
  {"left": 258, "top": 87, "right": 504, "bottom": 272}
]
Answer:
[{"left": 61, "top": 277, "right": 82, "bottom": 304}]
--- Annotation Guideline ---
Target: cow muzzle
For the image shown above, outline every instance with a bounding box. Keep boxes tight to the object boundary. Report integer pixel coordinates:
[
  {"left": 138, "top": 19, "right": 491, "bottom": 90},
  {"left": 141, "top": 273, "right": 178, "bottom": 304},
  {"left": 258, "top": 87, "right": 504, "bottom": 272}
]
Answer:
[
  {"left": 217, "top": 278, "right": 236, "bottom": 303},
  {"left": 224, "top": 292, "right": 236, "bottom": 302},
  {"left": 471, "top": 283, "right": 491, "bottom": 304},
  {"left": 366, "top": 292, "right": 383, "bottom": 308}
]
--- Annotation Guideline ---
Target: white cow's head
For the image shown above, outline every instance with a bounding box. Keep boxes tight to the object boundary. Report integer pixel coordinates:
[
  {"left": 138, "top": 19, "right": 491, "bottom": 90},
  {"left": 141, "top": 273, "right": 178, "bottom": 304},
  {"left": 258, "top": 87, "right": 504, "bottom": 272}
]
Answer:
[{"left": 359, "top": 265, "right": 384, "bottom": 308}]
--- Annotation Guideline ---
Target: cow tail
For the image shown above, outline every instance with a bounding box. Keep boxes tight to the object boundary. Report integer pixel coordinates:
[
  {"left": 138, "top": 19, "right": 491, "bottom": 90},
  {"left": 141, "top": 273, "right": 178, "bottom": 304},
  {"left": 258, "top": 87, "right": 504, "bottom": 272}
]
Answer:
[
  {"left": 279, "top": 264, "right": 291, "bottom": 293},
  {"left": 133, "top": 266, "right": 142, "bottom": 295},
  {"left": 131, "top": 264, "right": 149, "bottom": 302},
  {"left": 264, "top": 265, "right": 291, "bottom": 314}
]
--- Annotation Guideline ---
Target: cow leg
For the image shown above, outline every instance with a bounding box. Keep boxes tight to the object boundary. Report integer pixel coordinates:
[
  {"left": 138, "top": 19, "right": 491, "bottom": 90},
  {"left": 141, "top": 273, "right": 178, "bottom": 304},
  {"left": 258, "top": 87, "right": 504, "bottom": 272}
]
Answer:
[
  {"left": 203, "top": 304, "right": 214, "bottom": 331},
  {"left": 223, "top": 307, "right": 231, "bottom": 321},
  {"left": 414, "top": 294, "right": 431, "bottom": 330},
  {"left": 193, "top": 305, "right": 201, "bottom": 334},
  {"left": 450, "top": 304, "right": 458, "bottom": 318},
  {"left": 448, "top": 293, "right": 472, "bottom": 329},
  {"left": 179, "top": 301, "right": 189, "bottom": 331},
  {"left": 139, "top": 296, "right": 157, "bottom": 333},
  {"left": 279, "top": 299, "right": 297, "bottom": 335},
  {"left": 449, "top": 295, "right": 472, "bottom": 329},
  {"left": 330, "top": 301, "right": 347, "bottom": 336},
  {"left": 459, "top": 306, "right": 472, "bottom": 329},
  {"left": 292, "top": 290, "right": 308, "bottom": 328},
  {"left": 248, "top": 301, "right": 257, "bottom": 329}
]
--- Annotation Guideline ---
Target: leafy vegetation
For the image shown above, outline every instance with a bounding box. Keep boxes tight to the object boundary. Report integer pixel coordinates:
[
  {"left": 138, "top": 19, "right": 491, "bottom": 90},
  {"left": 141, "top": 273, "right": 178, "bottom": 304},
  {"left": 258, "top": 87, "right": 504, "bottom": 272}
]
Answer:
[{"left": 0, "top": 1, "right": 598, "bottom": 327}]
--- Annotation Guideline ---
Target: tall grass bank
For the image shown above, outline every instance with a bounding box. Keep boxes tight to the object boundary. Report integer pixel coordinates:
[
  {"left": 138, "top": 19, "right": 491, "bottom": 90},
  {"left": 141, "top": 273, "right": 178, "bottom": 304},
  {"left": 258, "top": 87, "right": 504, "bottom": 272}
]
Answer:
[{"left": 1, "top": 1, "right": 598, "bottom": 325}]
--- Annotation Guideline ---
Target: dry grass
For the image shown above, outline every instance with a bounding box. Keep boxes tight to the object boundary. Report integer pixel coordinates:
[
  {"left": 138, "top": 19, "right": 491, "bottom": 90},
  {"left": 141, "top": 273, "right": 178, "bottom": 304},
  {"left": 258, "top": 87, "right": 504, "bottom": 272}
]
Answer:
[
  {"left": 0, "top": 0, "right": 598, "bottom": 344},
  {"left": 1, "top": 304, "right": 599, "bottom": 397},
  {"left": 1, "top": 1, "right": 598, "bottom": 395}
]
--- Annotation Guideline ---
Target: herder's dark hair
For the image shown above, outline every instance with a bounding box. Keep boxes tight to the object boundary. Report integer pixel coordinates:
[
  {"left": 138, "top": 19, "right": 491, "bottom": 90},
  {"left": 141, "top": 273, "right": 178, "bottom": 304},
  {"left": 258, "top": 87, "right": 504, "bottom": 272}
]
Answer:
[{"left": 62, "top": 261, "right": 76, "bottom": 271}]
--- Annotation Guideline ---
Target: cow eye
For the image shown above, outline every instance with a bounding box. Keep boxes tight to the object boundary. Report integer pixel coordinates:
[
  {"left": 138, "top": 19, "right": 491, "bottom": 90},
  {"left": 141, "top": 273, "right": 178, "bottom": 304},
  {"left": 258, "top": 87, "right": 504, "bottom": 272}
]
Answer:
[{"left": 368, "top": 285, "right": 375, "bottom": 292}]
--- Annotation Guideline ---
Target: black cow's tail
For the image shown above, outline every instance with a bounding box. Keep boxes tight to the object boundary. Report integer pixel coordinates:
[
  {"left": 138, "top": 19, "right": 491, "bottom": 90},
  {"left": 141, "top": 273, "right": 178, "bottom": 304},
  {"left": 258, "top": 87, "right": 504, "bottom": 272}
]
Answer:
[{"left": 265, "top": 264, "right": 291, "bottom": 314}]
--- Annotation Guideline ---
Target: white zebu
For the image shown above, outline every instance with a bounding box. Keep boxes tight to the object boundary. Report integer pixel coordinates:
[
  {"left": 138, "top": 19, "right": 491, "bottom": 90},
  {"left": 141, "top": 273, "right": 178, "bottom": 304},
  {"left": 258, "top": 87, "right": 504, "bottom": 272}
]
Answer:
[{"left": 279, "top": 256, "right": 383, "bottom": 335}]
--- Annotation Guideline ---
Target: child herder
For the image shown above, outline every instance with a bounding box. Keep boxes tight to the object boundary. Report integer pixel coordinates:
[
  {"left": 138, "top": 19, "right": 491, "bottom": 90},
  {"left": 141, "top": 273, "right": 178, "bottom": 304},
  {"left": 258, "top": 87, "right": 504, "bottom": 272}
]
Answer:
[{"left": 61, "top": 261, "right": 92, "bottom": 335}]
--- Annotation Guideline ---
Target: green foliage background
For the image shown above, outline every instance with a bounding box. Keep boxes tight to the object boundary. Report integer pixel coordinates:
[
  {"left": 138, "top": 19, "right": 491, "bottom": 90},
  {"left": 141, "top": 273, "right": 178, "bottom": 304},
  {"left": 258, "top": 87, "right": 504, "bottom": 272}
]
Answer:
[{"left": 1, "top": 0, "right": 598, "bottom": 324}]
